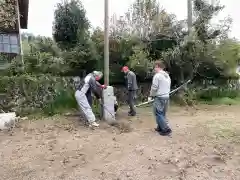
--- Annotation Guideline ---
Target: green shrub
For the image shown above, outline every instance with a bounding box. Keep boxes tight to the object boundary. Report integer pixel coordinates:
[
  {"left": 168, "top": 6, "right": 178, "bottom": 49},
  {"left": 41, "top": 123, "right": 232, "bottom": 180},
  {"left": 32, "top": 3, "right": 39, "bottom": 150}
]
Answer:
[
  {"left": 196, "top": 88, "right": 240, "bottom": 101},
  {"left": 42, "top": 89, "right": 77, "bottom": 116},
  {"left": 43, "top": 89, "right": 102, "bottom": 116},
  {"left": 0, "top": 74, "right": 76, "bottom": 115},
  {"left": 92, "top": 98, "right": 101, "bottom": 117}
]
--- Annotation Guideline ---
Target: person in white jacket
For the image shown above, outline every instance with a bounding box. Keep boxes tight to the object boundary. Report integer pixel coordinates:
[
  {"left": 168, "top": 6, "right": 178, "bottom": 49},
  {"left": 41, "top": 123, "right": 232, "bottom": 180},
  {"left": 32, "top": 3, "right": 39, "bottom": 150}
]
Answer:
[{"left": 149, "top": 60, "right": 172, "bottom": 136}]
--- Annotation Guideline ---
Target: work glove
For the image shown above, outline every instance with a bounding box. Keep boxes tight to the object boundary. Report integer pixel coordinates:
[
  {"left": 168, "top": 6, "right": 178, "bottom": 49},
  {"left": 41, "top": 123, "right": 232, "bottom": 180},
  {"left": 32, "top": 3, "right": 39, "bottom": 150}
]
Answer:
[{"left": 148, "top": 97, "right": 153, "bottom": 102}]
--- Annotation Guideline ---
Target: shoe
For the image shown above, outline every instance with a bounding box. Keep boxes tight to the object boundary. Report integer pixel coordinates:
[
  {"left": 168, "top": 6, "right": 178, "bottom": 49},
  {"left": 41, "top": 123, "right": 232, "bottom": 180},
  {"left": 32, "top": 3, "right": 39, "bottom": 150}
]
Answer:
[
  {"left": 128, "top": 111, "right": 136, "bottom": 116},
  {"left": 155, "top": 126, "right": 162, "bottom": 132},
  {"left": 89, "top": 122, "right": 99, "bottom": 127},
  {"left": 159, "top": 128, "right": 172, "bottom": 136},
  {"left": 128, "top": 113, "right": 136, "bottom": 116}
]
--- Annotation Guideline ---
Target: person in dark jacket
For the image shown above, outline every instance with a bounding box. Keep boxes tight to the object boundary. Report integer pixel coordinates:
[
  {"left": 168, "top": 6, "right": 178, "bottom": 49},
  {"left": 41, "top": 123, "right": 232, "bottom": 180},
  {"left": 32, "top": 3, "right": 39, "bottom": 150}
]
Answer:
[
  {"left": 74, "top": 71, "right": 106, "bottom": 127},
  {"left": 121, "top": 66, "right": 138, "bottom": 116}
]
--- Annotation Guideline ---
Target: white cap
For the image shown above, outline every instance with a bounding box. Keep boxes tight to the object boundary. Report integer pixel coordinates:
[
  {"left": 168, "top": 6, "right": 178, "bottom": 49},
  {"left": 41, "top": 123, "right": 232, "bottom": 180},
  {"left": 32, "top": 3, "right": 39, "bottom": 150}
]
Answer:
[{"left": 93, "top": 71, "right": 103, "bottom": 78}]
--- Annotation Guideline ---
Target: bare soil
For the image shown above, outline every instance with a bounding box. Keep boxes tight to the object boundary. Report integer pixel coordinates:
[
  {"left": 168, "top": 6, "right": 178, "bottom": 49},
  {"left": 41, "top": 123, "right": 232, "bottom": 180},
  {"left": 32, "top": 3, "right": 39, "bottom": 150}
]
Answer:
[{"left": 0, "top": 105, "right": 240, "bottom": 180}]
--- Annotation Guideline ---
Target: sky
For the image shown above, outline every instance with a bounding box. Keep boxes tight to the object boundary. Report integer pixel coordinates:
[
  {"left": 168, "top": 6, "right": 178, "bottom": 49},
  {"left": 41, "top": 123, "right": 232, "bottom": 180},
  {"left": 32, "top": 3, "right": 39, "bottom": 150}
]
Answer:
[{"left": 22, "top": 0, "right": 240, "bottom": 39}]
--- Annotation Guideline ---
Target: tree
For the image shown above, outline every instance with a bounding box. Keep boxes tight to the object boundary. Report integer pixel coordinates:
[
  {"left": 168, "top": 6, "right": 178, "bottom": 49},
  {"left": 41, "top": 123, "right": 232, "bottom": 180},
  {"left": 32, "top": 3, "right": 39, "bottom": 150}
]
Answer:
[
  {"left": 52, "top": 0, "right": 100, "bottom": 75},
  {"left": 214, "top": 38, "right": 240, "bottom": 75},
  {"left": 160, "top": 0, "right": 236, "bottom": 86},
  {"left": 62, "top": 38, "right": 99, "bottom": 76},
  {"left": 91, "top": 28, "right": 105, "bottom": 70},
  {"left": 53, "top": 0, "right": 90, "bottom": 50},
  {"left": 193, "top": 0, "right": 224, "bottom": 44},
  {"left": 21, "top": 33, "right": 61, "bottom": 57},
  {"left": 91, "top": 27, "right": 141, "bottom": 83},
  {"left": 108, "top": 0, "right": 185, "bottom": 83},
  {"left": 124, "top": 0, "right": 176, "bottom": 39},
  {"left": 128, "top": 44, "right": 153, "bottom": 80}
]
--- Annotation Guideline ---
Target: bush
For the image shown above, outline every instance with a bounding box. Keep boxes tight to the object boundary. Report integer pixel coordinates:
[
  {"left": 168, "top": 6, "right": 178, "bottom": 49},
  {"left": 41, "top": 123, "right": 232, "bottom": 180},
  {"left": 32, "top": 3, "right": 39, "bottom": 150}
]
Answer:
[
  {"left": 0, "top": 74, "right": 104, "bottom": 117},
  {"left": 42, "top": 89, "right": 77, "bottom": 116},
  {"left": 196, "top": 88, "right": 240, "bottom": 101},
  {"left": 0, "top": 74, "right": 76, "bottom": 115}
]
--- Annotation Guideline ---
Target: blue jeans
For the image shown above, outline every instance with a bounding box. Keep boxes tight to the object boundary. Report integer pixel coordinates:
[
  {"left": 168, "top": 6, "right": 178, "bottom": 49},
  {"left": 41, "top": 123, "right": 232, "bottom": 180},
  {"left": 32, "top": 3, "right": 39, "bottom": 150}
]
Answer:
[{"left": 153, "top": 97, "right": 170, "bottom": 131}]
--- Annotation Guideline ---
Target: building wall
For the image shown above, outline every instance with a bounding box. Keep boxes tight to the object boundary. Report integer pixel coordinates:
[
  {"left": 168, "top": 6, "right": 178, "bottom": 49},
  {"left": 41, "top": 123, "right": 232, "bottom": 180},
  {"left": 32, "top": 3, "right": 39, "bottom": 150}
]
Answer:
[
  {"left": 0, "top": 0, "right": 23, "bottom": 72},
  {"left": 0, "top": 0, "right": 21, "bottom": 55}
]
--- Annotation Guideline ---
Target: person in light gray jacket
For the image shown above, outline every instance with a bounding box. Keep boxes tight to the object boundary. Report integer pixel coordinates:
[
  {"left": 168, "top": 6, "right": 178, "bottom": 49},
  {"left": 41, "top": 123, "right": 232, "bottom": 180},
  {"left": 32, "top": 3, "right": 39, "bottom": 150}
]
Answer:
[
  {"left": 149, "top": 60, "right": 172, "bottom": 136},
  {"left": 122, "top": 66, "right": 138, "bottom": 116}
]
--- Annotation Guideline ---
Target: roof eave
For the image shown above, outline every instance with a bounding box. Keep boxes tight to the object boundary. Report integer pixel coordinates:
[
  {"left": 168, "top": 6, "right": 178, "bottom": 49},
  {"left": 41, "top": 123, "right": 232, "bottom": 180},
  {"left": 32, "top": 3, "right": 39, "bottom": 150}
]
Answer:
[{"left": 18, "top": 0, "right": 29, "bottom": 29}]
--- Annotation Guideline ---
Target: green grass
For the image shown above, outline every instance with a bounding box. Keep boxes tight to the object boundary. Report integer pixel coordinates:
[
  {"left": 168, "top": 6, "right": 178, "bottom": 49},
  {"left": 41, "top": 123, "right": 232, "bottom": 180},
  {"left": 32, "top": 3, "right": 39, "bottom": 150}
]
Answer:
[
  {"left": 190, "top": 88, "right": 240, "bottom": 105},
  {"left": 202, "top": 97, "right": 240, "bottom": 105},
  {"left": 42, "top": 89, "right": 77, "bottom": 116},
  {"left": 42, "top": 89, "right": 103, "bottom": 118}
]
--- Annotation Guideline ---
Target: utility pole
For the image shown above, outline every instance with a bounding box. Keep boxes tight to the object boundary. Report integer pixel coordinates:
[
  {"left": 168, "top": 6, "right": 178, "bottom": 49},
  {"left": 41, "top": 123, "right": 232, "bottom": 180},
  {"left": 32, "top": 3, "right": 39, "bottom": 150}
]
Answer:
[
  {"left": 187, "top": 0, "right": 193, "bottom": 33},
  {"left": 102, "top": 0, "right": 115, "bottom": 122},
  {"left": 16, "top": 0, "right": 24, "bottom": 68},
  {"left": 104, "top": 0, "right": 109, "bottom": 85}
]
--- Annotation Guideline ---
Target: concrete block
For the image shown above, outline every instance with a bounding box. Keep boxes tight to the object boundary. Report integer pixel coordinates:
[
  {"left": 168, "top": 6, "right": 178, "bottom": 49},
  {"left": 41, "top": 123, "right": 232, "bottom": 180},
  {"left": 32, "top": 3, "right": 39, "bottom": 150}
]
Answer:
[{"left": 102, "top": 86, "right": 116, "bottom": 122}]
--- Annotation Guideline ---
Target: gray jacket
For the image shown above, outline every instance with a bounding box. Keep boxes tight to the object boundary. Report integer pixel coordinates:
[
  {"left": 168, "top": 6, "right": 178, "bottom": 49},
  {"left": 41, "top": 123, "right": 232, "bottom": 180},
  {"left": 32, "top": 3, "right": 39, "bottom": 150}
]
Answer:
[
  {"left": 125, "top": 71, "right": 138, "bottom": 91},
  {"left": 75, "top": 73, "right": 102, "bottom": 99},
  {"left": 150, "top": 70, "right": 171, "bottom": 98}
]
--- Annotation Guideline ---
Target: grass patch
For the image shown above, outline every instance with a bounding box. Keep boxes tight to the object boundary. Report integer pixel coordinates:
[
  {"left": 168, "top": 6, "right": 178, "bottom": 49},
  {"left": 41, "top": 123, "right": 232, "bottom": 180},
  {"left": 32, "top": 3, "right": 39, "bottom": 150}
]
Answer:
[
  {"left": 195, "top": 88, "right": 240, "bottom": 105},
  {"left": 42, "top": 89, "right": 77, "bottom": 116},
  {"left": 42, "top": 90, "right": 103, "bottom": 119}
]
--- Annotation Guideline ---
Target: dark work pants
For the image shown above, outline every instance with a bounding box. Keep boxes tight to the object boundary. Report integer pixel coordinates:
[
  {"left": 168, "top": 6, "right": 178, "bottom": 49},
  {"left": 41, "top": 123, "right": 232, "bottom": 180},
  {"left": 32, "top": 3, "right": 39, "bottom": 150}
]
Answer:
[{"left": 127, "top": 90, "right": 136, "bottom": 115}]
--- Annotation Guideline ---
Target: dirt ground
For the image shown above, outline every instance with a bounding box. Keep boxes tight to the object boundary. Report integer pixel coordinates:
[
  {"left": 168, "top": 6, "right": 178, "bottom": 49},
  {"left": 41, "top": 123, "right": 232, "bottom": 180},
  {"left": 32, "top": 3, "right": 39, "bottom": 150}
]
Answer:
[{"left": 0, "top": 105, "right": 240, "bottom": 180}]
